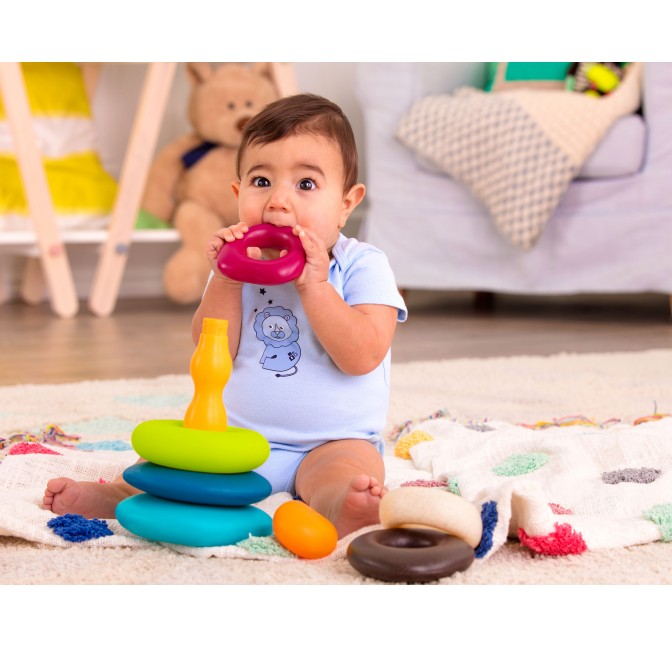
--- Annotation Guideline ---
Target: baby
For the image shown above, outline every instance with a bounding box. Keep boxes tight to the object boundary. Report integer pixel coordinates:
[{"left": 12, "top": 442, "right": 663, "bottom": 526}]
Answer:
[{"left": 43, "top": 93, "right": 407, "bottom": 538}]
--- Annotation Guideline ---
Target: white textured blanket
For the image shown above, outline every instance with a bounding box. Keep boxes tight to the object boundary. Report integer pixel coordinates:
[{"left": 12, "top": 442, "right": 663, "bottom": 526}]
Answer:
[
  {"left": 396, "top": 63, "right": 643, "bottom": 249},
  {"left": 0, "top": 376, "right": 421, "bottom": 562},
  {"left": 402, "top": 413, "right": 672, "bottom": 557},
  {"left": 2, "top": 350, "right": 671, "bottom": 567}
]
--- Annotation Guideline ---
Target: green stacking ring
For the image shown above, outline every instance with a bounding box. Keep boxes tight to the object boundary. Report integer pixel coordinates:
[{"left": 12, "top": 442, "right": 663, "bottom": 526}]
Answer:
[{"left": 131, "top": 419, "right": 270, "bottom": 473}]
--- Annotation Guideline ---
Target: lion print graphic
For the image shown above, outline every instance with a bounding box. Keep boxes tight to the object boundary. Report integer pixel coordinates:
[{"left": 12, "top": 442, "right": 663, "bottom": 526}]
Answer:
[{"left": 253, "top": 305, "right": 301, "bottom": 377}]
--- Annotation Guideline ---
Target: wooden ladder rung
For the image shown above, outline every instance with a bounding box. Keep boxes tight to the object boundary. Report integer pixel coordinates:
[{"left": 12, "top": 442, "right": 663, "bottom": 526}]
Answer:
[
  {"left": 88, "top": 63, "right": 177, "bottom": 318},
  {"left": 0, "top": 62, "right": 79, "bottom": 318}
]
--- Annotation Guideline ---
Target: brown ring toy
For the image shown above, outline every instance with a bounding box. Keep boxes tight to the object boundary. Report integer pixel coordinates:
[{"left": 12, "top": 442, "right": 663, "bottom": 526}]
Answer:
[{"left": 346, "top": 528, "right": 475, "bottom": 583}]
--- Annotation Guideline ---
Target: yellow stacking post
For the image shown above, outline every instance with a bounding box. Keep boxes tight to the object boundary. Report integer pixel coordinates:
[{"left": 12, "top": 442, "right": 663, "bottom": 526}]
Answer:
[{"left": 183, "top": 318, "right": 232, "bottom": 432}]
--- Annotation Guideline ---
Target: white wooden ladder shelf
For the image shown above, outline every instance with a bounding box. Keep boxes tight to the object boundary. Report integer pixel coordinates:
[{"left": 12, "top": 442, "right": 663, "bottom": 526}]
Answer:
[
  {"left": 0, "top": 62, "right": 297, "bottom": 318},
  {"left": 0, "top": 62, "right": 178, "bottom": 318}
]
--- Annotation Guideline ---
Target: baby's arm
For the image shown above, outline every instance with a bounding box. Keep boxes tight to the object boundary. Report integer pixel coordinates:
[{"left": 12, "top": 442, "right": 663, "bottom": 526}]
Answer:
[
  {"left": 191, "top": 223, "right": 250, "bottom": 357},
  {"left": 293, "top": 226, "right": 398, "bottom": 376}
]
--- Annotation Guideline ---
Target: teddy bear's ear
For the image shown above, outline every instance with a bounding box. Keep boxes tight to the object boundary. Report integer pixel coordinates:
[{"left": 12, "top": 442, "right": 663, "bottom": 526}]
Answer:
[
  {"left": 186, "top": 62, "right": 215, "bottom": 85},
  {"left": 250, "top": 62, "right": 274, "bottom": 81}
]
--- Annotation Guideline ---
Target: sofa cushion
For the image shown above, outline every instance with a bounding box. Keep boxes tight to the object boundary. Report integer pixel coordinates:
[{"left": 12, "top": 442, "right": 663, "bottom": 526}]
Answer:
[{"left": 578, "top": 114, "right": 645, "bottom": 177}]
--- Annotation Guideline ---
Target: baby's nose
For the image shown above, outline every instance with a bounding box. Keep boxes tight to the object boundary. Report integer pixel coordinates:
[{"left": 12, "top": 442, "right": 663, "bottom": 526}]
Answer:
[
  {"left": 264, "top": 187, "right": 292, "bottom": 225},
  {"left": 265, "top": 186, "right": 292, "bottom": 215}
]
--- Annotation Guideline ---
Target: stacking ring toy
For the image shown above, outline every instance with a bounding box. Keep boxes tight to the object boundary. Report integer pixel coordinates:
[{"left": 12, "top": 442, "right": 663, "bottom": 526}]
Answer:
[
  {"left": 379, "top": 487, "right": 483, "bottom": 548},
  {"left": 347, "top": 528, "right": 475, "bottom": 582},
  {"left": 131, "top": 420, "right": 270, "bottom": 474},
  {"left": 273, "top": 500, "right": 338, "bottom": 559},
  {"left": 217, "top": 224, "right": 306, "bottom": 285}
]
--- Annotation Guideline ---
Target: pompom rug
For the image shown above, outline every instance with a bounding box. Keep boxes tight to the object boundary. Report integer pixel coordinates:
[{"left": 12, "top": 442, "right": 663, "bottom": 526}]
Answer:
[{"left": 2, "top": 348, "right": 672, "bottom": 584}]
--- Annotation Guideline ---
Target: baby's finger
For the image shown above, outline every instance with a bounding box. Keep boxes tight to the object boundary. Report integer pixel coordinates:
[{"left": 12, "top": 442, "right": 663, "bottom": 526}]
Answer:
[
  {"left": 216, "top": 228, "right": 237, "bottom": 243},
  {"left": 295, "top": 225, "right": 320, "bottom": 253},
  {"left": 246, "top": 246, "right": 262, "bottom": 260},
  {"left": 231, "top": 222, "right": 249, "bottom": 239},
  {"left": 217, "top": 222, "right": 249, "bottom": 242}
]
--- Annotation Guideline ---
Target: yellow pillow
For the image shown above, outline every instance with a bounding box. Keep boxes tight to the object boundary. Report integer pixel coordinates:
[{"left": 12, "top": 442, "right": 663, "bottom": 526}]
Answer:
[
  {"left": 0, "top": 63, "right": 92, "bottom": 118},
  {"left": 0, "top": 63, "right": 117, "bottom": 228},
  {"left": 0, "top": 152, "right": 117, "bottom": 215}
]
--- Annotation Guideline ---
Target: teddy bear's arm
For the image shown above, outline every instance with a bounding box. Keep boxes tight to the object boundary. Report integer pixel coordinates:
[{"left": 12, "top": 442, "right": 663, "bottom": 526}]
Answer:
[{"left": 140, "top": 133, "right": 204, "bottom": 223}]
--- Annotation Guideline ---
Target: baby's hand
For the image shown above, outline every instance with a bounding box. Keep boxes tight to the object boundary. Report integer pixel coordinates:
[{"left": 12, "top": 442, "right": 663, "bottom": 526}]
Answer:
[
  {"left": 292, "top": 225, "right": 330, "bottom": 287},
  {"left": 207, "top": 222, "right": 252, "bottom": 279}
]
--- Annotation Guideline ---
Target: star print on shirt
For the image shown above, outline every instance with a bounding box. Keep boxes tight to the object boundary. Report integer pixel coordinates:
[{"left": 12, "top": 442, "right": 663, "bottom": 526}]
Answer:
[{"left": 259, "top": 288, "right": 266, "bottom": 295}]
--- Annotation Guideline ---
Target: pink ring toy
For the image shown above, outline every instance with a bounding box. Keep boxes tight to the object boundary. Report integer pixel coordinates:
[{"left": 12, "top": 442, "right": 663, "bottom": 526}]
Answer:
[{"left": 216, "top": 224, "right": 306, "bottom": 285}]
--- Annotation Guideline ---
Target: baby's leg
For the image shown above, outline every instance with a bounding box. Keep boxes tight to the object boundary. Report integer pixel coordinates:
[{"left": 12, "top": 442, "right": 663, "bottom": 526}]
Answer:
[
  {"left": 43, "top": 468, "right": 142, "bottom": 520},
  {"left": 295, "top": 439, "right": 386, "bottom": 538}
]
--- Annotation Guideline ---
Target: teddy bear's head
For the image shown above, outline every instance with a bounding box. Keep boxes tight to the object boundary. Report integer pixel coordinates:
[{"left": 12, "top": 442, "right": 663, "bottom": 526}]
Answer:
[{"left": 186, "top": 62, "right": 279, "bottom": 148}]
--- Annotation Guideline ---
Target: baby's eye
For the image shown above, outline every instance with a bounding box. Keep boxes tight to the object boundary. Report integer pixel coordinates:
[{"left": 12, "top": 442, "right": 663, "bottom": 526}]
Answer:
[
  {"left": 251, "top": 176, "right": 270, "bottom": 188},
  {"left": 298, "top": 178, "right": 316, "bottom": 191}
]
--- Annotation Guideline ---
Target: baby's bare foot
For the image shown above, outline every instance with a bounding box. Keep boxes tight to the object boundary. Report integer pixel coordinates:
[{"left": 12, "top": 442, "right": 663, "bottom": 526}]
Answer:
[
  {"left": 330, "top": 474, "right": 386, "bottom": 538},
  {"left": 42, "top": 477, "right": 132, "bottom": 520}
]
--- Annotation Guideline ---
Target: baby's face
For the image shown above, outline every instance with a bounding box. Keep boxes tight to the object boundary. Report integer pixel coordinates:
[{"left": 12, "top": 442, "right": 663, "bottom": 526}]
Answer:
[{"left": 233, "top": 133, "right": 358, "bottom": 251}]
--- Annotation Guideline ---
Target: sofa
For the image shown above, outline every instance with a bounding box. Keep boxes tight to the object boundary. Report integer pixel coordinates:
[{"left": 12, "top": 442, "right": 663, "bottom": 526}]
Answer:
[{"left": 354, "top": 63, "right": 672, "bottom": 310}]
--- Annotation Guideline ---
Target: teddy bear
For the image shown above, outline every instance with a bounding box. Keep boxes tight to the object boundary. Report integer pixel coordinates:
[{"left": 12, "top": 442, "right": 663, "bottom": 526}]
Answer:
[{"left": 140, "top": 62, "right": 280, "bottom": 304}]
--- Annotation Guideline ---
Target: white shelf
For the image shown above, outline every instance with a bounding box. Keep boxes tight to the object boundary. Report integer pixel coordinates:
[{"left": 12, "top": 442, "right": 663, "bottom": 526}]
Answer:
[
  {"left": 0, "top": 228, "right": 180, "bottom": 246},
  {"left": 0, "top": 228, "right": 180, "bottom": 259}
]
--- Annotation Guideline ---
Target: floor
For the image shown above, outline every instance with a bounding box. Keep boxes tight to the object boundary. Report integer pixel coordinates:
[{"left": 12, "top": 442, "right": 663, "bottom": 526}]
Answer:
[{"left": 1, "top": 291, "right": 671, "bottom": 386}]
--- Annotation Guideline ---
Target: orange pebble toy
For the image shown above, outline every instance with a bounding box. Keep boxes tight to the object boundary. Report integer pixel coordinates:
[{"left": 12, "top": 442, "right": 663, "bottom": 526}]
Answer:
[{"left": 273, "top": 500, "right": 338, "bottom": 559}]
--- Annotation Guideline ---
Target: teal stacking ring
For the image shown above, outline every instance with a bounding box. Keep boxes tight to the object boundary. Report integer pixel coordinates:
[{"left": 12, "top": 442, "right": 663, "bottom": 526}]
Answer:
[{"left": 116, "top": 493, "right": 273, "bottom": 547}]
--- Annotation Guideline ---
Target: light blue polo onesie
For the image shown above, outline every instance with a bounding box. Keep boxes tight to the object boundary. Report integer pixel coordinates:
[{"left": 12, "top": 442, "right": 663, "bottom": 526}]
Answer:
[{"left": 224, "top": 234, "right": 408, "bottom": 494}]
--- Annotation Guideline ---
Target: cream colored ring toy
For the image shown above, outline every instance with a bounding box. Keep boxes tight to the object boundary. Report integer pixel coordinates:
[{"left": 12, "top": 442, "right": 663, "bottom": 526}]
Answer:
[{"left": 379, "top": 486, "right": 483, "bottom": 548}]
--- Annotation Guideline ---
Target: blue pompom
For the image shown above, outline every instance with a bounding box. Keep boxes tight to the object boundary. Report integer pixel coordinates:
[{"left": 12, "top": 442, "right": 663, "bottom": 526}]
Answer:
[
  {"left": 474, "top": 500, "right": 498, "bottom": 559},
  {"left": 47, "top": 513, "right": 114, "bottom": 542}
]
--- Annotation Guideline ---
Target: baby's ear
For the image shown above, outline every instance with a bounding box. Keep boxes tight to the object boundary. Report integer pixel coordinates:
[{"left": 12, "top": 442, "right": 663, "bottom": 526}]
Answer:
[
  {"left": 344, "top": 183, "right": 366, "bottom": 212},
  {"left": 339, "top": 183, "right": 366, "bottom": 228}
]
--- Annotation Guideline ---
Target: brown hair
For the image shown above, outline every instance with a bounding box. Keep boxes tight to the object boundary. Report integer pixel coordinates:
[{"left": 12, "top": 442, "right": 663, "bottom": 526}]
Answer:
[{"left": 236, "top": 93, "right": 359, "bottom": 191}]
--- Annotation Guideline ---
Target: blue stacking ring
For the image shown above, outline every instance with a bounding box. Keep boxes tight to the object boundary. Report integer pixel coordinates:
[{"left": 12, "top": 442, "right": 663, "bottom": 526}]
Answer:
[{"left": 123, "top": 462, "right": 272, "bottom": 506}]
